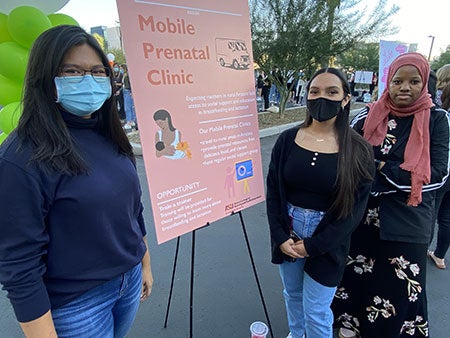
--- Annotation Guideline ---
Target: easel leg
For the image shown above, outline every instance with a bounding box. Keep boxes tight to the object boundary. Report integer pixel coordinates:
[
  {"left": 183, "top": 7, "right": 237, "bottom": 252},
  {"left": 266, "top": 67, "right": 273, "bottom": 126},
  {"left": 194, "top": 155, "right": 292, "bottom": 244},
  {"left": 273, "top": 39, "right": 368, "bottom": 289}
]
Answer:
[
  {"left": 190, "top": 229, "right": 196, "bottom": 338},
  {"left": 163, "top": 236, "right": 180, "bottom": 328},
  {"left": 238, "top": 211, "right": 274, "bottom": 338}
]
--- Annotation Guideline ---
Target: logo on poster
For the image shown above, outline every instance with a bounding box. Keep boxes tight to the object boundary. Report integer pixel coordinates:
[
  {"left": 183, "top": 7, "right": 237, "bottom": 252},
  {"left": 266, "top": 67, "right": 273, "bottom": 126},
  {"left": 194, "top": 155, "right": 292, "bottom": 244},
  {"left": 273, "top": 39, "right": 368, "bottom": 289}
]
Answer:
[{"left": 235, "top": 159, "right": 253, "bottom": 180}]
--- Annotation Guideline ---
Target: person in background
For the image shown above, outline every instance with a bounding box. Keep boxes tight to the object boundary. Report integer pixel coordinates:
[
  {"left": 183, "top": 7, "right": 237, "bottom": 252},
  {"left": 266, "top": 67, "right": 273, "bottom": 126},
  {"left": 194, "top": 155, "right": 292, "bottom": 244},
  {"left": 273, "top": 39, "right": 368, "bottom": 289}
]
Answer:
[
  {"left": 427, "top": 69, "right": 437, "bottom": 105},
  {"left": 266, "top": 67, "right": 374, "bottom": 338},
  {"left": 256, "top": 72, "right": 264, "bottom": 97},
  {"left": 369, "top": 72, "right": 378, "bottom": 95},
  {"left": 261, "top": 73, "right": 271, "bottom": 111},
  {"left": 298, "top": 77, "right": 309, "bottom": 106},
  {"left": 428, "top": 80, "right": 450, "bottom": 270},
  {"left": 112, "top": 61, "right": 125, "bottom": 124},
  {"left": 435, "top": 64, "right": 450, "bottom": 108},
  {"left": 348, "top": 71, "right": 356, "bottom": 96},
  {"left": 256, "top": 72, "right": 265, "bottom": 111},
  {"left": 295, "top": 74, "right": 305, "bottom": 105},
  {"left": 287, "top": 71, "right": 296, "bottom": 103},
  {"left": 333, "top": 53, "right": 449, "bottom": 338},
  {"left": 122, "top": 64, "right": 137, "bottom": 131},
  {"left": 269, "top": 65, "right": 283, "bottom": 105},
  {"left": 0, "top": 25, "right": 153, "bottom": 338}
]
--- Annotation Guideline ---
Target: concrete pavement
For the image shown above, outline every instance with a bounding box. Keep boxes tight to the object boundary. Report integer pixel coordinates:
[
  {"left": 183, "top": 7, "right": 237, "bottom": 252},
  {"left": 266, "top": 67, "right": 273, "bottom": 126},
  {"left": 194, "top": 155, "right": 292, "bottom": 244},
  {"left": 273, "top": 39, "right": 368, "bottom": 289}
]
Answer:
[{"left": 1, "top": 125, "right": 449, "bottom": 338}]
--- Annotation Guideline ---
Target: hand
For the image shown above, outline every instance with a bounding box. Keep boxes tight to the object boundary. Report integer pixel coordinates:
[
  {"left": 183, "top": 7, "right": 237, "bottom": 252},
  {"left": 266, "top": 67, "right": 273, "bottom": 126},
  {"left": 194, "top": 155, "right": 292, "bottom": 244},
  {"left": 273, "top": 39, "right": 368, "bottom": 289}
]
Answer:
[
  {"left": 292, "top": 240, "right": 309, "bottom": 257},
  {"left": 165, "top": 146, "right": 176, "bottom": 156},
  {"left": 280, "top": 238, "right": 305, "bottom": 259},
  {"left": 140, "top": 263, "right": 153, "bottom": 302},
  {"left": 140, "top": 236, "right": 153, "bottom": 302},
  {"left": 375, "top": 159, "right": 385, "bottom": 171}
]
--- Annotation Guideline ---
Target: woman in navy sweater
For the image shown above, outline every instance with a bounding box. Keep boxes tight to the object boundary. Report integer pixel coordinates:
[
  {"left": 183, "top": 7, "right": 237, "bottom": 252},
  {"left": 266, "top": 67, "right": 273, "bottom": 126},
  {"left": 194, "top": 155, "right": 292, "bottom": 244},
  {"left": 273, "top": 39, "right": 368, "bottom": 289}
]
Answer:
[{"left": 0, "top": 25, "right": 153, "bottom": 337}]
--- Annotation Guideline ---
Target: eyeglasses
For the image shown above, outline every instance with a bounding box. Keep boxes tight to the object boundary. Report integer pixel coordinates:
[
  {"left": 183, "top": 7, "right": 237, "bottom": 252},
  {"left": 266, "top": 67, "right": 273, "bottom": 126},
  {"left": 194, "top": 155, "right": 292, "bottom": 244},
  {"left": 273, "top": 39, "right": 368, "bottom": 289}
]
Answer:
[{"left": 58, "top": 65, "right": 110, "bottom": 83}]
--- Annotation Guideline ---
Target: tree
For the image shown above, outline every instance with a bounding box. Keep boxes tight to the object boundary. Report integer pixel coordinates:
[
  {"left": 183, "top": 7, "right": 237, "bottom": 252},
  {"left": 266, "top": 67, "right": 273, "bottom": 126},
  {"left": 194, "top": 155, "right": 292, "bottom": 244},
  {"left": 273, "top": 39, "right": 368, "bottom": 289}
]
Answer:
[
  {"left": 336, "top": 42, "right": 380, "bottom": 73},
  {"left": 250, "top": 0, "right": 326, "bottom": 116},
  {"left": 250, "top": 0, "right": 399, "bottom": 116},
  {"left": 106, "top": 48, "right": 126, "bottom": 65},
  {"left": 431, "top": 46, "right": 450, "bottom": 71}
]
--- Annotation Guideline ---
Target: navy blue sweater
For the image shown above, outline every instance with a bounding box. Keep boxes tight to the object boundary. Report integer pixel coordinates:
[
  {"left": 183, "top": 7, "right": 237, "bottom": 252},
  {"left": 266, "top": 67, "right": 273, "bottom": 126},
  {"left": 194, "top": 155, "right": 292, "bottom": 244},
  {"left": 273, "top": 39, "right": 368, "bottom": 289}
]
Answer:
[{"left": 0, "top": 112, "right": 147, "bottom": 322}]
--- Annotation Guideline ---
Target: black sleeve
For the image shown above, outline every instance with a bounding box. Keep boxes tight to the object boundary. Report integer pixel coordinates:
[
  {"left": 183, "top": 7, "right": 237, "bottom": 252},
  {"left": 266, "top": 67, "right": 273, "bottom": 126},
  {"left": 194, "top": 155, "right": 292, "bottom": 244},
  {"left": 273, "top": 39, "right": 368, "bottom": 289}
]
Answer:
[{"left": 266, "top": 132, "right": 290, "bottom": 247}]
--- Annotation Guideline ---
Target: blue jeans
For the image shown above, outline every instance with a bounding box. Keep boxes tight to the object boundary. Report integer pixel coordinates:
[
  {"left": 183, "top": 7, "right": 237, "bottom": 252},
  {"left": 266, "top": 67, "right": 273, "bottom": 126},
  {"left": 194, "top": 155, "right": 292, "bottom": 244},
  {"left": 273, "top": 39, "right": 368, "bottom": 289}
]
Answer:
[
  {"left": 269, "top": 84, "right": 280, "bottom": 104},
  {"left": 52, "top": 263, "right": 142, "bottom": 338},
  {"left": 279, "top": 204, "right": 336, "bottom": 338},
  {"left": 123, "top": 88, "right": 136, "bottom": 124}
]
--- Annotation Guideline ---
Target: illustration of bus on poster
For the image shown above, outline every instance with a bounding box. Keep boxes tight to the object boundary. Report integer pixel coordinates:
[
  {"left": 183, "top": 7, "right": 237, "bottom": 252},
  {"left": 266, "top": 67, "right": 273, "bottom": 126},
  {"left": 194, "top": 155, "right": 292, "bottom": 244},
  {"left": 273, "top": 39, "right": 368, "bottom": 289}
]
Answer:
[{"left": 116, "top": 0, "right": 265, "bottom": 244}]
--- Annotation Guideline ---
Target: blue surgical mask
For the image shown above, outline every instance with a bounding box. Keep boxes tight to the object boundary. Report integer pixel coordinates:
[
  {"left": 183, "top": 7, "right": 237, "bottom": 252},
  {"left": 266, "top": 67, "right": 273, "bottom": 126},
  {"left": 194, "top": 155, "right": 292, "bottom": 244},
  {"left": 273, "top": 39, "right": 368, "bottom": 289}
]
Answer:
[
  {"left": 113, "top": 67, "right": 119, "bottom": 72},
  {"left": 55, "top": 75, "right": 112, "bottom": 116}
]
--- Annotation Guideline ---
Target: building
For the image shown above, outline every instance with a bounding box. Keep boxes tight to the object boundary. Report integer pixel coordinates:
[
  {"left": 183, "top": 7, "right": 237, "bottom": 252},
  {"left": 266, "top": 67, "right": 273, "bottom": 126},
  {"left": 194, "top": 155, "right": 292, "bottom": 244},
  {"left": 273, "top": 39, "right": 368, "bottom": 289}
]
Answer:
[{"left": 90, "top": 25, "right": 122, "bottom": 50}]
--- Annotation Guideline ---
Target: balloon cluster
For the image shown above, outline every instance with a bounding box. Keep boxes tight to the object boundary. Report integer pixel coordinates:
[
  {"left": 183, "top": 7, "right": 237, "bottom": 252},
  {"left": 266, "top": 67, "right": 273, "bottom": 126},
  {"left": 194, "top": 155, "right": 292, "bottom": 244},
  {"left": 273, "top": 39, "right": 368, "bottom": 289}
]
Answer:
[{"left": 0, "top": 5, "right": 78, "bottom": 144}]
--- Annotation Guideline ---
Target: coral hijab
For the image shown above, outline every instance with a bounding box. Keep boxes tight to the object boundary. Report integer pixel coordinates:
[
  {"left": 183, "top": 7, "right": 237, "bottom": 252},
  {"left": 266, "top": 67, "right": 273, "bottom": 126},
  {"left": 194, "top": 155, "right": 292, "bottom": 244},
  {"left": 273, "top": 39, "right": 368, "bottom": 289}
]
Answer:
[{"left": 363, "top": 53, "right": 434, "bottom": 206}]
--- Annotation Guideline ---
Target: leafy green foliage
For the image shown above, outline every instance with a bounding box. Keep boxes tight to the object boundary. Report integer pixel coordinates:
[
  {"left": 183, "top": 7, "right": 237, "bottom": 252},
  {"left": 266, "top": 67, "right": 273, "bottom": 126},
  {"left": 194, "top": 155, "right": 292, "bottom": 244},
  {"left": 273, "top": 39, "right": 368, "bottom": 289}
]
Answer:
[
  {"left": 250, "top": 0, "right": 398, "bottom": 115},
  {"left": 431, "top": 46, "right": 450, "bottom": 72},
  {"left": 337, "top": 42, "right": 380, "bottom": 73},
  {"left": 106, "top": 48, "right": 126, "bottom": 65}
]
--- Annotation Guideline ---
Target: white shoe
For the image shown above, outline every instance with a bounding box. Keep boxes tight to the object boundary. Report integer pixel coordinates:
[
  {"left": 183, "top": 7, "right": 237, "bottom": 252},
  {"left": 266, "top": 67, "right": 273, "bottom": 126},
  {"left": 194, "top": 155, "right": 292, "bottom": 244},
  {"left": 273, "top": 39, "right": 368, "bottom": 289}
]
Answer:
[
  {"left": 338, "top": 328, "right": 357, "bottom": 338},
  {"left": 286, "top": 333, "right": 304, "bottom": 338}
]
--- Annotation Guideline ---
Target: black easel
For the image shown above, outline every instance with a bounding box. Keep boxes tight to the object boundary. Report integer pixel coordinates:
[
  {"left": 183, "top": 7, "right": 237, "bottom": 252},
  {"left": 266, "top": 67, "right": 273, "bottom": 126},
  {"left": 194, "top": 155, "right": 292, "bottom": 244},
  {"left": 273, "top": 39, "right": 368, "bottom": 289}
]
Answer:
[{"left": 163, "top": 211, "right": 273, "bottom": 338}]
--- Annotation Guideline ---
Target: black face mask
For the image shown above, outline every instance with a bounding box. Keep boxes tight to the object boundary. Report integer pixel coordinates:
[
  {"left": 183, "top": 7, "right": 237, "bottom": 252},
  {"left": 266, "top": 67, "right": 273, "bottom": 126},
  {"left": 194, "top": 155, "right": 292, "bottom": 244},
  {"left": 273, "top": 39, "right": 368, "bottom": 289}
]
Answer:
[{"left": 307, "top": 97, "right": 342, "bottom": 122}]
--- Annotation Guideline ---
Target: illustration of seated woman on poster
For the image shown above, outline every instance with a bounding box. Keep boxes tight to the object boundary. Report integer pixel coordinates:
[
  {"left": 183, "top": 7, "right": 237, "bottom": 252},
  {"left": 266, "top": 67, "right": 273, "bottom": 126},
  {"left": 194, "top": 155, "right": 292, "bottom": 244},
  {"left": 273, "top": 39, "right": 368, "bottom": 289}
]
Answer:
[{"left": 153, "top": 109, "right": 191, "bottom": 160}]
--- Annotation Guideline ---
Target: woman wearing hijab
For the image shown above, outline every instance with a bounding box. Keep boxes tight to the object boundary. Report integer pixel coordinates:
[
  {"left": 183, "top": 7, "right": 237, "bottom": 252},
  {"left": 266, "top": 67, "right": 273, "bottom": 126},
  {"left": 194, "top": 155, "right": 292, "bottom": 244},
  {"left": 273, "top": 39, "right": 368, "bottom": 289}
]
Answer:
[{"left": 333, "top": 53, "right": 449, "bottom": 338}]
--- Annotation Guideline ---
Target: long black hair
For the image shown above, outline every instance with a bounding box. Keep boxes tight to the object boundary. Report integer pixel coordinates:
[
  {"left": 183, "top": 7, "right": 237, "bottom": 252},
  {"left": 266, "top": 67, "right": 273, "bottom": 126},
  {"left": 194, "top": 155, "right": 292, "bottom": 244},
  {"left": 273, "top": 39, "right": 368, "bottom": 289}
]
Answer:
[
  {"left": 303, "top": 67, "right": 374, "bottom": 219},
  {"left": 17, "top": 25, "right": 133, "bottom": 174}
]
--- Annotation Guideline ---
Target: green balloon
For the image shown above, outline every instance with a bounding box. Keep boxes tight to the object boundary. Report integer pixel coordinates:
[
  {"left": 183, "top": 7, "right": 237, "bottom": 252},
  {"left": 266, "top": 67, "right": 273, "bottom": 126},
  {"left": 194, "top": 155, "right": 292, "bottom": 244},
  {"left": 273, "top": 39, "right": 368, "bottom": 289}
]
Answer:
[
  {"left": 0, "top": 74, "right": 22, "bottom": 106},
  {"left": 0, "top": 132, "right": 8, "bottom": 145},
  {"left": 48, "top": 13, "right": 79, "bottom": 27},
  {"left": 0, "top": 13, "right": 12, "bottom": 43},
  {"left": 0, "top": 42, "right": 28, "bottom": 81},
  {"left": 0, "top": 101, "right": 22, "bottom": 134},
  {"left": 7, "top": 6, "right": 52, "bottom": 48}
]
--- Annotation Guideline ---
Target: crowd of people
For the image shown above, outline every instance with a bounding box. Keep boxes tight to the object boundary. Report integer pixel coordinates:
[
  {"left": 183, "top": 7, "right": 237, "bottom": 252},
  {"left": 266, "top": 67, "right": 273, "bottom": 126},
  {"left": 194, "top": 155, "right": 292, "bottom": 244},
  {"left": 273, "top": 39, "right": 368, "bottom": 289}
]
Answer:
[
  {"left": 256, "top": 68, "right": 308, "bottom": 111},
  {"left": 256, "top": 68, "right": 380, "bottom": 113},
  {"left": 0, "top": 23, "right": 449, "bottom": 338}
]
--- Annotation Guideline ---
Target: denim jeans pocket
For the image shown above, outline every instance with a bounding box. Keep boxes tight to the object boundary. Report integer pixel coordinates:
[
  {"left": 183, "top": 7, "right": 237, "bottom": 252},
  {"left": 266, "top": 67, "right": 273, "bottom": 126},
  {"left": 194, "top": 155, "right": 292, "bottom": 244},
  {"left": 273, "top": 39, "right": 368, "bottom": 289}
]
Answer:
[{"left": 287, "top": 203, "right": 324, "bottom": 239}]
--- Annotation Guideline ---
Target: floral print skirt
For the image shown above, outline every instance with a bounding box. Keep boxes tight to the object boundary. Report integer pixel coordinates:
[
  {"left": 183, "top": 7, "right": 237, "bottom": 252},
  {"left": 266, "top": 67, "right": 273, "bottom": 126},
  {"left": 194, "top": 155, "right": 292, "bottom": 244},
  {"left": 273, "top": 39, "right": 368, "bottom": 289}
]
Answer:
[{"left": 332, "top": 204, "right": 429, "bottom": 337}]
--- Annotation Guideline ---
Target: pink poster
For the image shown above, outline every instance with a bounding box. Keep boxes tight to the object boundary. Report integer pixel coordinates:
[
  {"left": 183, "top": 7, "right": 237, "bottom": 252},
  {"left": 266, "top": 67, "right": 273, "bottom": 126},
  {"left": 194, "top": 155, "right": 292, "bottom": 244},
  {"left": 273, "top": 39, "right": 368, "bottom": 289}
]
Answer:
[
  {"left": 378, "top": 40, "right": 409, "bottom": 98},
  {"left": 116, "top": 0, "right": 265, "bottom": 244}
]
